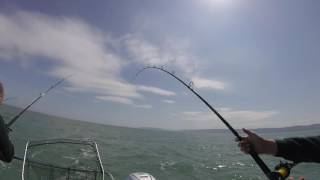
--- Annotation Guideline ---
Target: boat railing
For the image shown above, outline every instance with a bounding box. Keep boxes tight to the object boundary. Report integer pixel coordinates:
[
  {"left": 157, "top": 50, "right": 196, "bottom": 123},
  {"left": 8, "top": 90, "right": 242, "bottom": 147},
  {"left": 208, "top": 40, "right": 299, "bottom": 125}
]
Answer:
[{"left": 18, "top": 138, "right": 115, "bottom": 180}]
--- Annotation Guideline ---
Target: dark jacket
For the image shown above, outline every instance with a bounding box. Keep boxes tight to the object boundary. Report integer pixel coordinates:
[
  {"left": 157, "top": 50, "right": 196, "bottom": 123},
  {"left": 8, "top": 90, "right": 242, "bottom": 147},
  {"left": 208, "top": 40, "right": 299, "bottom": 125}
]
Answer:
[
  {"left": 0, "top": 114, "right": 14, "bottom": 162},
  {"left": 276, "top": 136, "right": 320, "bottom": 163}
]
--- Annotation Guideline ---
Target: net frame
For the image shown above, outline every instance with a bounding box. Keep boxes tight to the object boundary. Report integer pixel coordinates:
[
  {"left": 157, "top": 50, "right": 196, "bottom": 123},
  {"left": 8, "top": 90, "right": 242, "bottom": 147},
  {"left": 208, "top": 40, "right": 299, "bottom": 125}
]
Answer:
[{"left": 20, "top": 138, "right": 115, "bottom": 180}]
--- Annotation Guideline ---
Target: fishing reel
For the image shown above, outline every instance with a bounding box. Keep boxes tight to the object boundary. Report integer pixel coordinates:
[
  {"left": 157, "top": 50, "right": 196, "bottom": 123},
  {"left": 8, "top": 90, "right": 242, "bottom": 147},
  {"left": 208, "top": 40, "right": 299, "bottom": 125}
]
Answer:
[{"left": 271, "top": 161, "right": 297, "bottom": 180}]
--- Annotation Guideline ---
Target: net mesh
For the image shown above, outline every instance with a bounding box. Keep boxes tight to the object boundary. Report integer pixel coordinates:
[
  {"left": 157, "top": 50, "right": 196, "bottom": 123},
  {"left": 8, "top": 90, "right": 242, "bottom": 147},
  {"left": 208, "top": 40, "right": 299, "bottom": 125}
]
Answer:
[
  {"left": 24, "top": 160, "right": 102, "bottom": 180},
  {"left": 22, "top": 139, "right": 109, "bottom": 180}
]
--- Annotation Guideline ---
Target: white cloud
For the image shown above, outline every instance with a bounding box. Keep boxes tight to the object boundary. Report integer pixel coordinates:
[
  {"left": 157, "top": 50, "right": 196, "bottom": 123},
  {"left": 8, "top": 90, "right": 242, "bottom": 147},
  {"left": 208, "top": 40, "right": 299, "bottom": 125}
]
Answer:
[
  {"left": 133, "top": 104, "right": 152, "bottom": 109},
  {"left": 181, "top": 111, "right": 212, "bottom": 121},
  {"left": 123, "top": 34, "right": 198, "bottom": 75},
  {"left": 0, "top": 11, "right": 180, "bottom": 105},
  {"left": 136, "top": 85, "right": 176, "bottom": 96},
  {"left": 191, "top": 76, "right": 226, "bottom": 90},
  {"left": 96, "top": 96, "right": 134, "bottom": 105},
  {"left": 0, "top": 10, "right": 228, "bottom": 116},
  {"left": 162, "top": 99, "right": 175, "bottom": 104},
  {"left": 181, "top": 108, "right": 278, "bottom": 124},
  {"left": 223, "top": 109, "right": 278, "bottom": 121},
  {"left": 0, "top": 11, "right": 130, "bottom": 95},
  {"left": 0, "top": 12, "right": 123, "bottom": 73},
  {"left": 96, "top": 95, "right": 152, "bottom": 109}
]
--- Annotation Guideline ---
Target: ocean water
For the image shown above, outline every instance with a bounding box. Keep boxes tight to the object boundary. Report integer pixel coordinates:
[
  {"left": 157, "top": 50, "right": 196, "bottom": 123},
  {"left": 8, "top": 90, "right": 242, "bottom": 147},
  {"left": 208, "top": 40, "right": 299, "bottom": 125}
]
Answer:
[{"left": 0, "top": 105, "right": 319, "bottom": 180}]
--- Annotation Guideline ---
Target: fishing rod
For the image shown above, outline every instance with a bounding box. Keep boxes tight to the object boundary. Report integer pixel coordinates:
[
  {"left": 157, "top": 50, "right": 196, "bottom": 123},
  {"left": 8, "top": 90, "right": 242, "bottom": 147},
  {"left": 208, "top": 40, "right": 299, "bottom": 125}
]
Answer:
[
  {"left": 6, "top": 76, "right": 71, "bottom": 129},
  {"left": 135, "top": 66, "right": 292, "bottom": 180}
]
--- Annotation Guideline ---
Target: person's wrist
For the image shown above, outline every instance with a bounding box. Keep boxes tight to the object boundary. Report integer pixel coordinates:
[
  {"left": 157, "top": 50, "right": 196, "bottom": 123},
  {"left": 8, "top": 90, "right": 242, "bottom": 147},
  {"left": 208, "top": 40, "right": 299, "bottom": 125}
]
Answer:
[{"left": 261, "top": 139, "right": 277, "bottom": 155}]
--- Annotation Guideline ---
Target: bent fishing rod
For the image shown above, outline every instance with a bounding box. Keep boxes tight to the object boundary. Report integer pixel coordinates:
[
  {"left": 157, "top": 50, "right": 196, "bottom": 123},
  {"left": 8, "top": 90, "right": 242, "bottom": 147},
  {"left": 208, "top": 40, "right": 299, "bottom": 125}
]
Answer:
[
  {"left": 135, "top": 66, "right": 292, "bottom": 180},
  {"left": 6, "top": 76, "right": 71, "bottom": 129}
]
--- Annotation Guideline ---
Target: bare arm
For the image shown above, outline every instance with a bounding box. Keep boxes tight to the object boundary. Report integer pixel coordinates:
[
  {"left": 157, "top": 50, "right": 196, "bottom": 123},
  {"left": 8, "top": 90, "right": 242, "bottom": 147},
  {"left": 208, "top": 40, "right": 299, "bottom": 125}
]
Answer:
[{"left": 237, "top": 128, "right": 278, "bottom": 155}]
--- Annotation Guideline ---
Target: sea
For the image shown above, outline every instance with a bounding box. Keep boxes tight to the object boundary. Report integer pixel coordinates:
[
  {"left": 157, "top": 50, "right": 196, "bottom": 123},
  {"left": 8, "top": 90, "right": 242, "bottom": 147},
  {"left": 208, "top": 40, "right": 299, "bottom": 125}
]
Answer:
[{"left": 0, "top": 105, "right": 319, "bottom": 180}]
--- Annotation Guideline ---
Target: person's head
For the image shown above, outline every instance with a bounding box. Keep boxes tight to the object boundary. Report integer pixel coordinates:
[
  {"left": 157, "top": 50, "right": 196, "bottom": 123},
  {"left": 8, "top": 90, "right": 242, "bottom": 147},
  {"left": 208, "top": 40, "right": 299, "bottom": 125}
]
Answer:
[{"left": 0, "top": 82, "right": 4, "bottom": 104}]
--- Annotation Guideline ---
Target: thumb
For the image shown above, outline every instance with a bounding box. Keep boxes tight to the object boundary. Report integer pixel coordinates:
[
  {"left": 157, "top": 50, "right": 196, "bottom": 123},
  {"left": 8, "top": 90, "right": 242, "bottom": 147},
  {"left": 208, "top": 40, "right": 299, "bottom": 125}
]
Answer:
[{"left": 242, "top": 128, "right": 256, "bottom": 137}]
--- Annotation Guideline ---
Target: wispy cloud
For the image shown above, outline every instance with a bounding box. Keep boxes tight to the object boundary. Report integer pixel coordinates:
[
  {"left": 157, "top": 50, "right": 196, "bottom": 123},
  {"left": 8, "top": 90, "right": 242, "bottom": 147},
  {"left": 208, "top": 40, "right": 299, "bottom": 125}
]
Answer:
[
  {"left": 122, "top": 34, "right": 228, "bottom": 92},
  {"left": 191, "top": 76, "right": 226, "bottom": 90},
  {"left": 96, "top": 95, "right": 152, "bottom": 108},
  {"left": 133, "top": 104, "right": 152, "bottom": 109},
  {"left": 162, "top": 99, "right": 176, "bottom": 104},
  {"left": 0, "top": 11, "right": 123, "bottom": 72},
  {"left": 0, "top": 11, "right": 130, "bottom": 95},
  {"left": 96, "top": 96, "right": 134, "bottom": 105},
  {"left": 181, "top": 108, "right": 278, "bottom": 123},
  {"left": 136, "top": 85, "right": 176, "bottom": 96},
  {"left": 122, "top": 34, "right": 198, "bottom": 75},
  {"left": 0, "top": 11, "right": 181, "bottom": 105}
]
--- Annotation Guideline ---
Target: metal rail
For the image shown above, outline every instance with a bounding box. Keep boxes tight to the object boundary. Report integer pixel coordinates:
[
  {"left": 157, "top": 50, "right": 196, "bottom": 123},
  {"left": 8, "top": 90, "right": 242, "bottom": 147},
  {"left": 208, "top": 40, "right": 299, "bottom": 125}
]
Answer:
[{"left": 19, "top": 138, "right": 115, "bottom": 180}]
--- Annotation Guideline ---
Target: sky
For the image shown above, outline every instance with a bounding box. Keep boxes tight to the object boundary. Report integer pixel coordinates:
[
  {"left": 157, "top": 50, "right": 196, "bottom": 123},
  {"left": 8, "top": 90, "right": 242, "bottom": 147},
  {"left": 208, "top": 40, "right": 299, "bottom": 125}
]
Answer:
[{"left": 0, "top": 0, "right": 319, "bottom": 130}]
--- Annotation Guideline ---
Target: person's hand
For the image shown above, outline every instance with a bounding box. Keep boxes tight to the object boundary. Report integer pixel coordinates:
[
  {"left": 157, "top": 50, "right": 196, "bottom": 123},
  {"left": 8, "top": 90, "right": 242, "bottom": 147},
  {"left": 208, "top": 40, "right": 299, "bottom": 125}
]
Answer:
[
  {"left": 236, "top": 128, "right": 277, "bottom": 155},
  {"left": 237, "top": 128, "right": 265, "bottom": 154}
]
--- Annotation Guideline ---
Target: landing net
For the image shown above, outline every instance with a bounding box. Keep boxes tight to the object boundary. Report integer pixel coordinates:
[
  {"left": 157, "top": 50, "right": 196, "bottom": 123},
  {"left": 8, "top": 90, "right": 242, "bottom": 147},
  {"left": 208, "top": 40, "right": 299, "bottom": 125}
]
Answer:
[{"left": 20, "top": 139, "right": 115, "bottom": 180}]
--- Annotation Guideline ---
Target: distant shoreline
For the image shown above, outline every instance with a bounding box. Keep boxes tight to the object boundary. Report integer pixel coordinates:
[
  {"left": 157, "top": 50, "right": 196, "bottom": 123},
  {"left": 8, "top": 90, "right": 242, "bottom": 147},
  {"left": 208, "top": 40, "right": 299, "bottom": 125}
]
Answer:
[
  {"left": 182, "top": 124, "right": 320, "bottom": 133},
  {"left": 2, "top": 104, "right": 319, "bottom": 132}
]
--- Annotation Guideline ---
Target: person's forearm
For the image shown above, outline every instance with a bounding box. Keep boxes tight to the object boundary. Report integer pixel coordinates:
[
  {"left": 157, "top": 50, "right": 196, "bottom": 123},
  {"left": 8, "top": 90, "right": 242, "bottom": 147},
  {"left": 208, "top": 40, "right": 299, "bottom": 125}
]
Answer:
[{"left": 261, "top": 139, "right": 278, "bottom": 155}]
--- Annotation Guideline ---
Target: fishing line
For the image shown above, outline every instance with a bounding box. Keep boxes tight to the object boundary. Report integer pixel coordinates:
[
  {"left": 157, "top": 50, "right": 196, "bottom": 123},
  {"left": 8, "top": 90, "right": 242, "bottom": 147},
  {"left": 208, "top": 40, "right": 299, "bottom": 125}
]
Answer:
[
  {"left": 134, "top": 66, "right": 291, "bottom": 180},
  {"left": 6, "top": 75, "right": 71, "bottom": 129}
]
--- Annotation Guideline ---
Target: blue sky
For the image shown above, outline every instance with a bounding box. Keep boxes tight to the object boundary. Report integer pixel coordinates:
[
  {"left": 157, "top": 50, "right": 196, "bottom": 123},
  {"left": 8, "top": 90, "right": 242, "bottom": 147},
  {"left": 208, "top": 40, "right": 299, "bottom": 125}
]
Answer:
[{"left": 0, "top": 0, "right": 319, "bottom": 130}]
